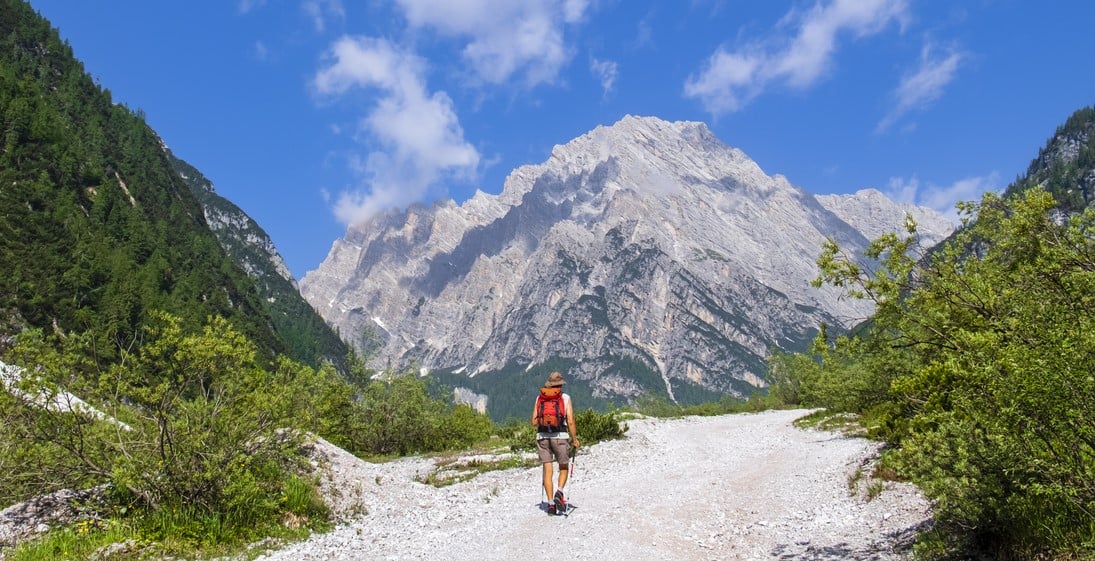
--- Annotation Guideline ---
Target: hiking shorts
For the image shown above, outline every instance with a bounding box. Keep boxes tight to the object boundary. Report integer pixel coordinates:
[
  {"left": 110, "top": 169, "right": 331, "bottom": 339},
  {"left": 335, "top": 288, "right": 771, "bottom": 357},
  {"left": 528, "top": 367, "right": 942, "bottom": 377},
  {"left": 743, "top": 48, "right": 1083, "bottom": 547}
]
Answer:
[{"left": 537, "top": 437, "right": 570, "bottom": 465}]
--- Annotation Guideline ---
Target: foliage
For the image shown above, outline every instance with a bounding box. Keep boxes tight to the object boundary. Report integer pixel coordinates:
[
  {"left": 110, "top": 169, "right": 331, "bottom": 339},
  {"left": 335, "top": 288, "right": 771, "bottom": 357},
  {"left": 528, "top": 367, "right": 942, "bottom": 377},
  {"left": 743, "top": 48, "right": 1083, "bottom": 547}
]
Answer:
[
  {"left": 791, "top": 188, "right": 1095, "bottom": 558},
  {"left": 344, "top": 373, "right": 494, "bottom": 457},
  {"left": 0, "top": 0, "right": 295, "bottom": 363},
  {"left": 498, "top": 407, "right": 627, "bottom": 454},
  {"left": 573, "top": 407, "right": 628, "bottom": 443},
  {"left": 428, "top": 358, "right": 619, "bottom": 423},
  {"left": 1, "top": 308, "right": 506, "bottom": 556},
  {"left": 2, "top": 313, "right": 323, "bottom": 551},
  {"left": 6, "top": 519, "right": 138, "bottom": 561},
  {"left": 415, "top": 455, "right": 540, "bottom": 488},
  {"left": 1008, "top": 105, "right": 1095, "bottom": 213},
  {"left": 168, "top": 153, "right": 349, "bottom": 370},
  {"left": 634, "top": 391, "right": 777, "bottom": 419}
]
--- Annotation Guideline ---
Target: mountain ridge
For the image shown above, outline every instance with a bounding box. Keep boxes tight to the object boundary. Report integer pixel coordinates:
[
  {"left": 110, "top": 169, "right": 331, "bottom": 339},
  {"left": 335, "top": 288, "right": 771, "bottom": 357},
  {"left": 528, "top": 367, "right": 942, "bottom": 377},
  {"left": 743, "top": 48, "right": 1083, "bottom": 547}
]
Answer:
[
  {"left": 302, "top": 115, "right": 954, "bottom": 415},
  {"left": 0, "top": 0, "right": 344, "bottom": 368}
]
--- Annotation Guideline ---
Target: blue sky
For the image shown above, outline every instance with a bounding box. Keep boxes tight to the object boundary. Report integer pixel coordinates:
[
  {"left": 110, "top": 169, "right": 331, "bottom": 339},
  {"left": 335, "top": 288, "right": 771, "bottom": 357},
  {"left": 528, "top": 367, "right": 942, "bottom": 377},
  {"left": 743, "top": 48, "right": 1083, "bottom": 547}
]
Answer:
[{"left": 28, "top": 0, "right": 1095, "bottom": 279}]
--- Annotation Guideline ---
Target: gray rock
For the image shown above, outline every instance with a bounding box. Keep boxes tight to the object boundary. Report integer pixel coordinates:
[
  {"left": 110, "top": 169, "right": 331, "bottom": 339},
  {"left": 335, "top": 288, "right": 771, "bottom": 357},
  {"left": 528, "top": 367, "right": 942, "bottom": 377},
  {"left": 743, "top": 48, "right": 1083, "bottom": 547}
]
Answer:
[
  {"left": 0, "top": 486, "right": 109, "bottom": 552},
  {"left": 302, "top": 116, "right": 953, "bottom": 403}
]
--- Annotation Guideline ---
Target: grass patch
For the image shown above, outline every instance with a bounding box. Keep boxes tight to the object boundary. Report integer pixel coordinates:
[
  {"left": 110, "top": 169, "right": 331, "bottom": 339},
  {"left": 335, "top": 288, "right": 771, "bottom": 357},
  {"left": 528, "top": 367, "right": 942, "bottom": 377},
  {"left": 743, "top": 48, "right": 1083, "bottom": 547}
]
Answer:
[
  {"left": 416, "top": 454, "right": 540, "bottom": 488},
  {"left": 9, "top": 475, "right": 332, "bottom": 561},
  {"left": 865, "top": 481, "right": 885, "bottom": 502},
  {"left": 635, "top": 392, "right": 784, "bottom": 419},
  {"left": 7, "top": 519, "right": 139, "bottom": 561},
  {"left": 792, "top": 410, "right": 866, "bottom": 436}
]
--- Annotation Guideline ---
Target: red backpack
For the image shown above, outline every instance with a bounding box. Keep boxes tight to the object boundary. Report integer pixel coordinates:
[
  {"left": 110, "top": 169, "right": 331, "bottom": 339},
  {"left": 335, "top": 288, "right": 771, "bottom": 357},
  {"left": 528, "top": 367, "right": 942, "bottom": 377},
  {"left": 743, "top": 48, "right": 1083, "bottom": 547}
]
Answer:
[{"left": 535, "top": 386, "right": 566, "bottom": 433}]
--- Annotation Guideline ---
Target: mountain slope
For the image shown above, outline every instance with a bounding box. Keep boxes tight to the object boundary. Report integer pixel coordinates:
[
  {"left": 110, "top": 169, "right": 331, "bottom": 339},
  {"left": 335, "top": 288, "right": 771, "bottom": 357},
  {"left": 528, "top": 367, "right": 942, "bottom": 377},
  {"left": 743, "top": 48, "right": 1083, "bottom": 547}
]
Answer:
[
  {"left": 1006, "top": 104, "right": 1095, "bottom": 212},
  {"left": 168, "top": 154, "right": 348, "bottom": 368},
  {"left": 302, "top": 116, "right": 953, "bottom": 417},
  {"left": 0, "top": 0, "right": 339, "bottom": 367}
]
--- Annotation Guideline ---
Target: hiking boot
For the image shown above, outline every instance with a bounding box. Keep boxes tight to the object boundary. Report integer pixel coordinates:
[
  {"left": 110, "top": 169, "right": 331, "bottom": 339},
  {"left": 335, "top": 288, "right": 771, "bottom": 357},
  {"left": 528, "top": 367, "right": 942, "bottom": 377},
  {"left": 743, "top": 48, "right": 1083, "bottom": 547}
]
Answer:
[
  {"left": 553, "top": 490, "right": 566, "bottom": 514},
  {"left": 546, "top": 502, "right": 557, "bottom": 515}
]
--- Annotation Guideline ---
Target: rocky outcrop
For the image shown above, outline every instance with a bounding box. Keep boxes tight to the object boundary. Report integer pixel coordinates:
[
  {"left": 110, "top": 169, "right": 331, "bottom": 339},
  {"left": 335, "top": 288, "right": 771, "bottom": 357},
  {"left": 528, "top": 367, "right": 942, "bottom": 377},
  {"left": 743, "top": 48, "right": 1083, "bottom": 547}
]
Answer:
[
  {"left": 167, "top": 152, "right": 349, "bottom": 369},
  {"left": 0, "top": 486, "right": 109, "bottom": 554},
  {"left": 816, "top": 189, "right": 954, "bottom": 243},
  {"left": 301, "top": 116, "right": 953, "bottom": 406}
]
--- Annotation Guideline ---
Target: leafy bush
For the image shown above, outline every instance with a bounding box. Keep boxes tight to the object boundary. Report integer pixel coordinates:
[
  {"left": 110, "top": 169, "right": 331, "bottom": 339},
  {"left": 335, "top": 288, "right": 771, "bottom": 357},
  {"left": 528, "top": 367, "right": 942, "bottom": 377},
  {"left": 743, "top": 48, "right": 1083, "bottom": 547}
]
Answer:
[
  {"left": 2, "top": 313, "right": 323, "bottom": 553},
  {"left": 497, "top": 407, "right": 626, "bottom": 453},
  {"left": 810, "top": 189, "right": 1095, "bottom": 558},
  {"left": 347, "top": 373, "right": 493, "bottom": 457},
  {"left": 573, "top": 408, "right": 628, "bottom": 443}
]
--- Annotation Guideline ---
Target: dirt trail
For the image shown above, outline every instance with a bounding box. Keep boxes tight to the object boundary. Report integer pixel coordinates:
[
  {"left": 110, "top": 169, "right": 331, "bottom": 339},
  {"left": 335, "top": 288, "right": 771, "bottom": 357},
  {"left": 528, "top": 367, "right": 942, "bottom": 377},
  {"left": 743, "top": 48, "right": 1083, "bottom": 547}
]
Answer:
[{"left": 257, "top": 409, "right": 932, "bottom": 561}]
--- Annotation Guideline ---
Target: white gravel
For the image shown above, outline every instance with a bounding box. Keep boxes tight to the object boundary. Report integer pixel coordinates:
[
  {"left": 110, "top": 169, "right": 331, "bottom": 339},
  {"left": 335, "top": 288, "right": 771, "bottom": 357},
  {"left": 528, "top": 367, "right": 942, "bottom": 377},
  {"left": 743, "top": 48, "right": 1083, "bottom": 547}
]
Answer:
[{"left": 258, "top": 409, "right": 932, "bottom": 561}]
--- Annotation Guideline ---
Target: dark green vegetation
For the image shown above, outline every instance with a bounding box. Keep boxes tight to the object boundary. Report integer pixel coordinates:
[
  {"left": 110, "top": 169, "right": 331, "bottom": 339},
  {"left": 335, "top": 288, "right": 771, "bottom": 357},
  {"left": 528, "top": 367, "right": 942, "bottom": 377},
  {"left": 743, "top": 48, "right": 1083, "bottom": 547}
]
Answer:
[
  {"left": 169, "top": 154, "right": 349, "bottom": 370},
  {"left": 1007, "top": 106, "right": 1095, "bottom": 213},
  {"left": 767, "top": 107, "right": 1095, "bottom": 560},
  {"left": 0, "top": 0, "right": 342, "bottom": 369},
  {"left": 431, "top": 358, "right": 612, "bottom": 423},
  {"left": 433, "top": 353, "right": 761, "bottom": 424},
  {"left": 0, "top": 2, "right": 628, "bottom": 557},
  {"left": 0, "top": 314, "right": 533, "bottom": 558},
  {"left": 1, "top": 314, "right": 628, "bottom": 558}
]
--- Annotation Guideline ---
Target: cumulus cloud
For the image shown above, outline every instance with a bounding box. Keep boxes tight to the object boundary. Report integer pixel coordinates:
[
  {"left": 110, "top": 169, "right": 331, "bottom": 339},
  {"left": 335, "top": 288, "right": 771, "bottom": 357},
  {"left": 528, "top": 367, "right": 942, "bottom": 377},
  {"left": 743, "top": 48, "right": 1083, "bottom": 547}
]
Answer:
[
  {"left": 392, "top": 0, "right": 590, "bottom": 87},
  {"left": 684, "top": 0, "right": 908, "bottom": 115},
  {"left": 314, "top": 36, "right": 480, "bottom": 226},
  {"left": 884, "top": 173, "right": 1001, "bottom": 223},
  {"left": 877, "top": 43, "right": 964, "bottom": 132},
  {"left": 590, "top": 56, "right": 618, "bottom": 98}
]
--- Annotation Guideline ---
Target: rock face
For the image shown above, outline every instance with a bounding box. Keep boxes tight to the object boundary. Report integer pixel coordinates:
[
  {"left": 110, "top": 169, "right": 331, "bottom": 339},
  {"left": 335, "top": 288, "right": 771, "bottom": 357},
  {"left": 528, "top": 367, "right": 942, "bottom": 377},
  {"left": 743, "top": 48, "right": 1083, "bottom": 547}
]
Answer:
[
  {"left": 816, "top": 188, "right": 954, "bottom": 242},
  {"left": 167, "top": 152, "right": 349, "bottom": 369},
  {"left": 1007, "top": 105, "right": 1095, "bottom": 213},
  {"left": 301, "top": 116, "right": 952, "bottom": 405}
]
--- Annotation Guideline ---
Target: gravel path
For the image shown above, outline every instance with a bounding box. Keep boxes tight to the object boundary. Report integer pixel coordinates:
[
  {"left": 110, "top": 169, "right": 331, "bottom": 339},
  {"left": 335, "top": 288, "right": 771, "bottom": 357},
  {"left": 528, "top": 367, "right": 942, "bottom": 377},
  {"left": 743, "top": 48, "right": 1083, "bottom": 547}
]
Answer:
[{"left": 258, "top": 409, "right": 932, "bottom": 561}]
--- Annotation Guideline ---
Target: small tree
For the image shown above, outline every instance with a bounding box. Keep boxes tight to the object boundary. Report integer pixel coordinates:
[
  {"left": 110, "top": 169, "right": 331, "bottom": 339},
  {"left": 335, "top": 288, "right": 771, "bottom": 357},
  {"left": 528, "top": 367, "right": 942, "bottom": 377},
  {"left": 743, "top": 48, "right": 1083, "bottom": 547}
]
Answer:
[{"left": 815, "top": 188, "right": 1095, "bottom": 556}]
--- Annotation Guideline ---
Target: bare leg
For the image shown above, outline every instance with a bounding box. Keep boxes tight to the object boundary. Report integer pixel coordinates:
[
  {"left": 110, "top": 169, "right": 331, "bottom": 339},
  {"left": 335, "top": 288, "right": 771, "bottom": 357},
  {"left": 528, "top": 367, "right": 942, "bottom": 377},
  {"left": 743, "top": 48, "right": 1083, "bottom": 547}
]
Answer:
[
  {"left": 542, "top": 462, "right": 554, "bottom": 502},
  {"left": 557, "top": 465, "right": 569, "bottom": 492}
]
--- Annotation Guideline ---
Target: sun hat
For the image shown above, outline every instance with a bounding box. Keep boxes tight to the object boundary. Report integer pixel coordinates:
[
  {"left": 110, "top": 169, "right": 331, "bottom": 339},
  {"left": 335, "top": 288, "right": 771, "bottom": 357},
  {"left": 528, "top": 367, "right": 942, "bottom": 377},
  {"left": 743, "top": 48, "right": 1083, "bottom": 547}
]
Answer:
[{"left": 545, "top": 371, "right": 566, "bottom": 388}]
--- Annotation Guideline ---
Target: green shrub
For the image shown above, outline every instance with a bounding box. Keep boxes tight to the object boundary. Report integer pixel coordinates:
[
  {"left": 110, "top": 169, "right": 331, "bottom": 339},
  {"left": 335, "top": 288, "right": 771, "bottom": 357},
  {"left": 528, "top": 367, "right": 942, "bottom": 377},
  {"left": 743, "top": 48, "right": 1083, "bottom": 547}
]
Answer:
[
  {"left": 812, "top": 189, "right": 1095, "bottom": 557},
  {"left": 573, "top": 408, "right": 627, "bottom": 444},
  {"left": 3, "top": 312, "right": 328, "bottom": 553}
]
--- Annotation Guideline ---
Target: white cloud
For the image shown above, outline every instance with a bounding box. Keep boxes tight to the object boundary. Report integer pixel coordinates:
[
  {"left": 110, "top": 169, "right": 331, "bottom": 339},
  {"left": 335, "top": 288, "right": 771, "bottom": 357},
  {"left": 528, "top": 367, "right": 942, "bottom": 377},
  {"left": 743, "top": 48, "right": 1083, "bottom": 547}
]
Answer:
[
  {"left": 877, "top": 43, "right": 964, "bottom": 132},
  {"left": 303, "top": 0, "right": 346, "bottom": 33},
  {"left": 392, "top": 0, "right": 591, "bottom": 87},
  {"left": 314, "top": 36, "right": 480, "bottom": 226},
  {"left": 238, "top": 0, "right": 266, "bottom": 14},
  {"left": 252, "top": 40, "right": 269, "bottom": 62},
  {"left": 884, "top": 173, "right": 1001, "bottom": 223},
  {"left": 590, "top": 57, "right": 618, "bottom": 98},
  {"left": 684, "top": 0, "right": 908, "bottom": 115}
]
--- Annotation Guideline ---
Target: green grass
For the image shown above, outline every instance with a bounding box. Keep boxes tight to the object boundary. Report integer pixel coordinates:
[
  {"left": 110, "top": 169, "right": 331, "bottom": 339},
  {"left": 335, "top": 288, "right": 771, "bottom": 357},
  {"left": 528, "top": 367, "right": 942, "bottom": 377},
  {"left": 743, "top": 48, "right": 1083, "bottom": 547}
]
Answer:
[
  {"left": 792, "top": 409, "right": 866, "bottom": 436},
  {"left": 8, "top": 477, "right": 332, "bottom": 561},
  {"left": 7, "top": 519, "right": 140, "bottom": 561},
  {"left": 415, "top": 454, "right": 541, "bottom": 488}
]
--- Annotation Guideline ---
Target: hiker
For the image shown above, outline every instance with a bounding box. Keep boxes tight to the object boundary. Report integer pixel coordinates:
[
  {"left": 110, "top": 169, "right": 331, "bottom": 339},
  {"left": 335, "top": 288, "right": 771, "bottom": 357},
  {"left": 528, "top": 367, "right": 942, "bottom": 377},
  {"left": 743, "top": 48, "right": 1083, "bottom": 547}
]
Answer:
[{"left": 532, "top": 371, "right": 580, "bottom": 515}]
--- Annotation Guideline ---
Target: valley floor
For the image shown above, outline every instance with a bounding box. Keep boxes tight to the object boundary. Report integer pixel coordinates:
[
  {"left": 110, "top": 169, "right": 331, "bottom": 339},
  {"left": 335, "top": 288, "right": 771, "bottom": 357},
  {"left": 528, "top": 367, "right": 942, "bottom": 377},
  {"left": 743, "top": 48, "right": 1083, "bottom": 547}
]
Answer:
[{"left": 258, "top": 409, "right": 932, "bottom": 561}]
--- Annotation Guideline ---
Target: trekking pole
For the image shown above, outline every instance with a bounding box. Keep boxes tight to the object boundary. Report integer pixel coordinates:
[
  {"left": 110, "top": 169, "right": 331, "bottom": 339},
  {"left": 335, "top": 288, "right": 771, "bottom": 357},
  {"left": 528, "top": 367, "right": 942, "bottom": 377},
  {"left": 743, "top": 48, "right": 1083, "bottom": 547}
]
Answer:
[{"left": 570, "top": 445, "right": 576, "bottom": 479}]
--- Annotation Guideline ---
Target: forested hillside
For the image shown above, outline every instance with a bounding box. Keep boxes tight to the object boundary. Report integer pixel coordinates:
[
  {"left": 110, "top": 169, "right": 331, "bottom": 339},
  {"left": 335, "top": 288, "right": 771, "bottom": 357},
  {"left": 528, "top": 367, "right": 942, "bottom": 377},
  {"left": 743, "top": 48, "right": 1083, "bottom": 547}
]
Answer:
[
  {"left": 169, "top": 154, "right": 348, "bottom": 369},
  {"left": 769, "top": 105, "right": 1095, "bottom": 559},
  {"left": 1007, "top": 106, "right": 1095, "bottom": 212},
  {"left": 0, "top": 0, "right": 340, "bottom": 366}
]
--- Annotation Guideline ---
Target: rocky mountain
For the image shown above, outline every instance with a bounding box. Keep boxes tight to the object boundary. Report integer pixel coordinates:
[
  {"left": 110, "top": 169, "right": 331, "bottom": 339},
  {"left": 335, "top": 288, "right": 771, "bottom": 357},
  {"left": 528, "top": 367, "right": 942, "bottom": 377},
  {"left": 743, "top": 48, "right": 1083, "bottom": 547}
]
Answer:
[
  {"left": 301, "top": 116, "right": 953, "bottom": 417},
  {"left": 1006, "top": 105, "right": 1095, "bottom": 213},
  {"left": 816, "top": 188, "right": 954, "bottom": 242},
  {"left": 168, "top": 153, "right": 348, "bottom": 369},
  {"left": 0, "top": 0, "right": 343, "bottom": 369}
]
